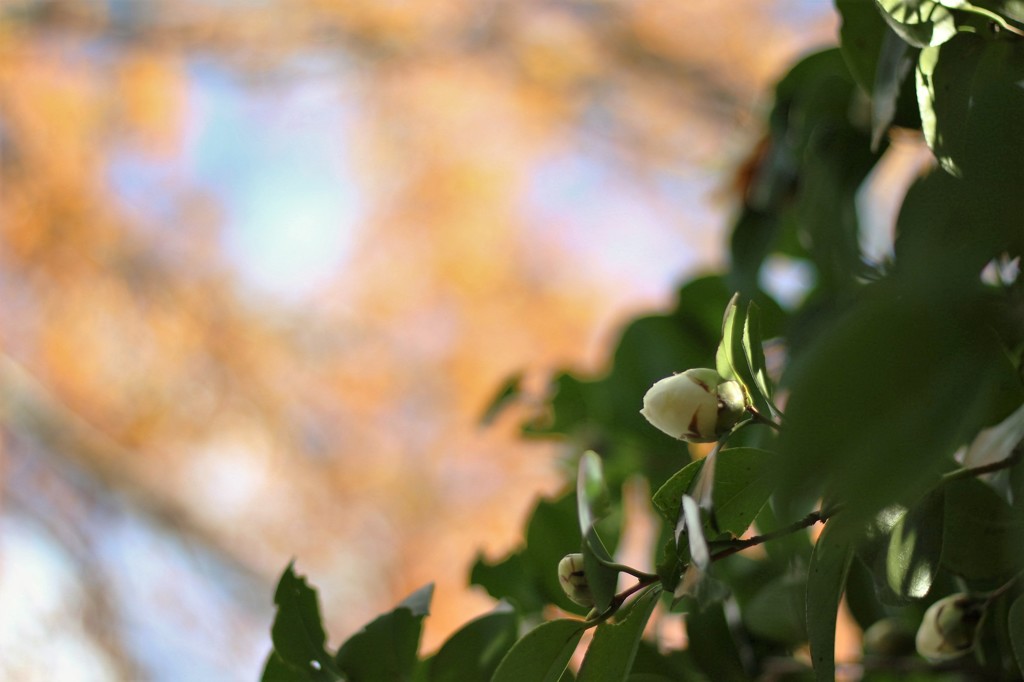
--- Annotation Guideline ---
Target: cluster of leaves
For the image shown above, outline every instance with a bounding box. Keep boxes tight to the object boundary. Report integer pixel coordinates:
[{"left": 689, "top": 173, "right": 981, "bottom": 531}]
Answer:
[{"left": 264, "top": 1, "right": 1024, "bottom": 680}]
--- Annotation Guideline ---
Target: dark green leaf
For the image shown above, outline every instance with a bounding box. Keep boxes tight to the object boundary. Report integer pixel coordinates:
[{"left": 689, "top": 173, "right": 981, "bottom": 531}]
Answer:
[
  {"left": 428, "top": 606, "right": 517, "bottom": 682},
  {"left": 941, "top": 477, "right": 1024, "bottom": 580},
  {"left": 775, "top": 285, "right": 1018, "bottom": 529},
  {"left": 470, "top": 552, "right": 544, "bottom": 615},
  {"left": 269, "top": 563, "right": 341, "bottom": 680},
  {"left": 491, "top": 619, "right": 585, "bottom": 682},
  {"left": 1009, "top": 595, "right": 1024, "bottom": 677},
  {"left": 577, "top": 588, "right": 660, "bottom": 682},
  {"left": 885, "top": 489, "right": 944, "bottom": 599},
  {"left": 335, "top": 584, "right": 434, "bottom": 682},
  {"left": 262, "top": 651, "right": 313, "bottom": 682},
  {"left": 711, "top": 447, "right": 776, "bottom": 538},
  {"left": 686, "top": 602, "right": 749, "bottom": 681},
  {"left": 837, "top": 0, "right": 891, "bottom": 93},
  {"left": 651, "top": 459, "right": 704, "bottom": 524},
  {"left": 806, "top": 523, "right": 855, "bottom": 682},
  {"left": 743, "top": 573, "right": 808, "bottom": 644}
]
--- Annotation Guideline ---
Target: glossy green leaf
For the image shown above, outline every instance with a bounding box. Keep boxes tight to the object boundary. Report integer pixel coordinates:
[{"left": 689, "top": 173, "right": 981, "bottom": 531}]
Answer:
[
  {"left": 651, "top": 459, "right": 704, "bottom": 524},
  {"left": 1009, "top": 595, "right": 1024, "bottom": 677},
  {"left": 885, "top": 489, "right": 944, "bottom": 599},
  {"left": 711, "top": 447, "right": 776, "bottom": 538},
  {"left": 806, "top": 523, "right": 855, "bottom": 682},
  {"left": 491, "top": 619, "right": 585, "bottom": 682},
  {"left": 577, "top": 588, "right": 660, "bottom": 682},
  {"left": 269, "top": 563, "right": 342, "bottom": 681},
  {"left": 941, "top": 477, "right": 1024, "bottom": 580},
  {"left": 334, "top": 584, "right": 433, "bottom": 682},
  {"left": 875, "top": 0, "right": 958, "bottom": 47},
  {"left": 428, "top": 606, "right": 518, "bottom": 682},
  {"left": 743, "top": 573, "right": 808, "bottom": 644}
]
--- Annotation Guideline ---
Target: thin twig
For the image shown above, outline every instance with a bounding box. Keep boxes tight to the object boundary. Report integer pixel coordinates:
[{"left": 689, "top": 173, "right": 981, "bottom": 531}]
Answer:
[
  {"left": 941, "top": 447, "right": 1023, "bottom": 484},
  {"left": 710, "top": 509, "right": 830, "bottom": 562}
]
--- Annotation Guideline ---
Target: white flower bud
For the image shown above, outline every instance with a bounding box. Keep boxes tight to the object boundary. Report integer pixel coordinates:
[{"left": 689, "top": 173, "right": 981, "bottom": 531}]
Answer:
[
  {"left": 914, "top": 593, "right": 985, "bottom": 663},
  {"left": 640, "top": 368, "right": 746, "bottom": 443},
  {"left": 557, "top": 553, "right": 594, "bottom": 607}
]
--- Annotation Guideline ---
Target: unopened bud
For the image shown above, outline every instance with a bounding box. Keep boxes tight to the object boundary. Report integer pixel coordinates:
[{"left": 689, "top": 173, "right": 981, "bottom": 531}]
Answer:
[
  {"left": 914, "top": 593, "right": 985, "bottom": 663},
  {"left": 557, "top": 553, "right": 594, "bottom": 608},
  {"left": 640, "top": 369, "right": 746, "bottom": 443}
]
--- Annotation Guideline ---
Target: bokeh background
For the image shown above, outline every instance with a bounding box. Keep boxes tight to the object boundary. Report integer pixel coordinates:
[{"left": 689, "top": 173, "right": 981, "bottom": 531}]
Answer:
[{"left": 0, "top": 1, "right": 834, "bottom": 679}]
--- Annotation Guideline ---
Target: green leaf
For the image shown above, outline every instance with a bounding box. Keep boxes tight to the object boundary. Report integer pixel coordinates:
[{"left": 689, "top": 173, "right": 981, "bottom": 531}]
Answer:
[
  {"left": 837, "top": 0, "right": 891, "bottom": 93},
  {"left": 885, "top": 489, "right": 944, "bottom": 599},
  {"left": 1009, "top": 595, "right": 1024, "bottom": 677},
  {"left": 262, "top": 652, "right": 313, "bottom": 682},
  {"left": 871, "top": 29, "right": 916, "bottom": 150},
  {"left": 741, "top": 302, "right": 776, "bottom": 418},
  {"left": 711, "top": 447, "right": 776, "bottom": 538},
  {"left": 743, "top": 573, "right": 808, "bottom": 644},
  {"left": 806, "top": 523, "right": 855, "bottom": 682},
  {"left": 470, "top": 552, "right": 544, "bottom": 615},
  {"left": 716, "top": 294, "right": 745, "bottom": 384},
  {"left": 577, "top": 588, "right": 660, "bottom": 682},
  {"left": 428, "top": 606, "right": 518, "bottom": 682},
  {"left": 651, "top": 459, "right": 704, "bottom": 524},
  {"left": 875, "top": 0, "right": 958, "bottom": 47},
  {"left": 269, "top": 563, "right": 341, "bottom": 680},
  {"left": 686, "top": 602, "right": 749, "bottom": 681},
  {"left": 775, "top": 285, "right": 1019, "bottom": 529},
  {"left": 941, "top": 478, "right": 1024, "bottom": 580},
  {"left": 335, "top": 584, "right": 434, "bottom": 682},
  {"left": 491, "top": 619, "right": 585, "bottom": 682},
  {"left": 577, "top": 451, "right": 619, "bottom": 611},
  {"left": 577, "top": 451, "right": 610, "bottom": 533}
]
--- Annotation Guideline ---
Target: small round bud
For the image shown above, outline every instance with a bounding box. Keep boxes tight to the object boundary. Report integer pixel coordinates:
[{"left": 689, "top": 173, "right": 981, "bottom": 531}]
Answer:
[
  {"left": 557, "top": 553, "right": 594, "bottom": 608},
  {"left": 640, "top": 369, "right": 746, "bottom": 443},
  {"left": 914, "top": 593, "right": 985, "bottom": 663}
]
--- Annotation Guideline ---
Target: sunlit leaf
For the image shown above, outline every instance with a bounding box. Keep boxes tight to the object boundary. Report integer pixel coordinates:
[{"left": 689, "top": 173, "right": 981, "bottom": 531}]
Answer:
[
  {"left": 491, "top": 619, "right": 585, "bottom": 682},
  {"left": 875, "top": 0, "right": 958, "bottom": 47},
  {"left": 885, "top": 489, "right": 944, "bottom": 599}
]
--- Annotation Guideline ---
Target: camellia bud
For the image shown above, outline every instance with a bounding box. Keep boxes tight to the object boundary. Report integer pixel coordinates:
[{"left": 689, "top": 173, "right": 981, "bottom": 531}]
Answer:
[
  {"left": 914, "top": 593, "right": 985, "bottom": 663},
  {"left": 557, "top": 553, "right": 594, "bottom": 608},
  {"left": 640, "top": 368, "right": 747, "bottom": 443}
]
